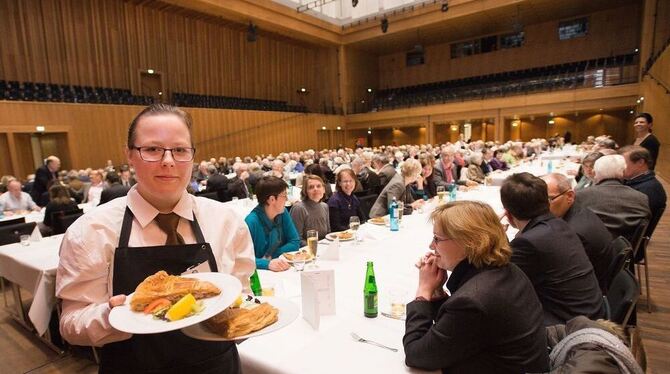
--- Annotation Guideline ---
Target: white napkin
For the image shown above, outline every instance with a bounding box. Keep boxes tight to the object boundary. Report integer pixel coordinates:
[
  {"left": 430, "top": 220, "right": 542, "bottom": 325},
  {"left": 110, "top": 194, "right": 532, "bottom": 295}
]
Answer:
[{"left": 321, "top": 238, "right": 340, "bottom": 260}]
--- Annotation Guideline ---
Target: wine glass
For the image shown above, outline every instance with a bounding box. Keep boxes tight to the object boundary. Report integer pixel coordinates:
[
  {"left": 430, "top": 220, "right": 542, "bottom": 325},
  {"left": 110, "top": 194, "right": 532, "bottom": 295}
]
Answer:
[
  {"left": 349, "top": 216, "right": 361, "bottom": 244},
  {"left": 436, "top": 185, "right": 446, "bottom": 204}
]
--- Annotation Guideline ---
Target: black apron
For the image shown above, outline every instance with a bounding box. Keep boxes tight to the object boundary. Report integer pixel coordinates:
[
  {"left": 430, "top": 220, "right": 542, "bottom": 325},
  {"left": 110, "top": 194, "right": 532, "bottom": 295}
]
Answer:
[{"left": 100, "top": 207, "right": 240, "bottom": 374}]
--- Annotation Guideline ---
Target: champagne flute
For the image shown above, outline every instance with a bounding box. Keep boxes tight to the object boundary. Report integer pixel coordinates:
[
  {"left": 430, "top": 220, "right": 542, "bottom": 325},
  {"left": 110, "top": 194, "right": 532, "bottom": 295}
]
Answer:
[
  {"left": 307, "top": 229, "right": 319, "bottom": 268},
  {"left": 349, "top": 216, "right": 361, "bottom": 245}
]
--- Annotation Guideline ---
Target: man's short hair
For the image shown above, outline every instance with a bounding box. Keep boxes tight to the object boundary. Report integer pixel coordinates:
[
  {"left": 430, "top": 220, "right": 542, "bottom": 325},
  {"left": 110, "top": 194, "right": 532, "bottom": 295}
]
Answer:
[
  {"left": 543, "top": 173, "right": 572, "bottom": 193},
  {"left": 500, "top": 172, "right": 550, "bottom": 220},
  {"left": 619, "top": 145, "right": 653, "bottom": 169},
  {"left": 597, "top": 138, "right": 617, "bottom": 150},
  {"left": 106, "top": 172, "right": 120, "bottom": 184},
  {"left": 582, "top": 152, "right": 603, "bottom": 167},
  {"left": 594, "top": 155, "right": 626, "bottom": 181},
  {"left": 255, "top": 176, "right": 288, "bottom": 205}
]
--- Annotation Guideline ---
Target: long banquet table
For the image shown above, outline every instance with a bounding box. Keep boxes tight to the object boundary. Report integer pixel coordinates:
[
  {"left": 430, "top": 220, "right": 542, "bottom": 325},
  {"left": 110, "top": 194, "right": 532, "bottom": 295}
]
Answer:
[{"left": 1, "top": 185, "right": 512, "bottom": 372}]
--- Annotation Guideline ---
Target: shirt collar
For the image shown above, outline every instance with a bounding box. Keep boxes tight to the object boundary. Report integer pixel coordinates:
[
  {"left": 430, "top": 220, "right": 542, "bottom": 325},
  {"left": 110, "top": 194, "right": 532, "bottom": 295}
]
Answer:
[
  {"left": 127, "top": 186, "right": 194, "bottom": 228},
  {"left": 446, "top": 259, "right": 479, "bottom": 294}
]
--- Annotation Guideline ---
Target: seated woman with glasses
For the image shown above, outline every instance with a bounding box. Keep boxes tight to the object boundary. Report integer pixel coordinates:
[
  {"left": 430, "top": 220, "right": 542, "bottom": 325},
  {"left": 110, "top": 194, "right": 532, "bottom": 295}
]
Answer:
[
  {"left": 328, "top": 169, "right": 365, "bottom": 232},
  {"left": 245, "top": 176, "right": 300, "bottom": 272},
  {"left": 404, "top": 201, "right": 549, "bottom": 374},
  {"left": 290, "top": 175, "right": 330, "bottom": 246}
]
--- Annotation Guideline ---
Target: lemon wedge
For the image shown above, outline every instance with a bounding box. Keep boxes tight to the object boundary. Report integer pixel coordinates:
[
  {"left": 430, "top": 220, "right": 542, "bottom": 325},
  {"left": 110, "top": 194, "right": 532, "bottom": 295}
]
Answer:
[
  {"left": 166, "top": 294, "right": 196, "bottom": 321},
  {"left": 232, "top": 294, "right": 243, "bottom": 308}
]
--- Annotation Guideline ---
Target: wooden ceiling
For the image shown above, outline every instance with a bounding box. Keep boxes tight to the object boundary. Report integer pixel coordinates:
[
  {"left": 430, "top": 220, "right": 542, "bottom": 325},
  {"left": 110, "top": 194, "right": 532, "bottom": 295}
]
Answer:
[{"left": 154, "top": 0, "right": 638, "bottom": 53}]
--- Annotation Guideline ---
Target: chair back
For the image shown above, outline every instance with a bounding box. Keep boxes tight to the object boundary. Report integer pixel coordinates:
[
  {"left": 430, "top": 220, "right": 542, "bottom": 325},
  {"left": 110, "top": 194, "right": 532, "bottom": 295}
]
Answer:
[
  {"left": 217, "top": 189, "right": 232, "bottom": 203},
  {"left": 0, "top": 217, "right": 26, "bottom": 227},
  {"left": 630, "top": 218, "right": 649, "bottom": 263},
  {"left": 604, "top": 236, "right": 632, "bottom": 292},
  {"left": 52, "top": 209, "right": 84, "bottom": 235},
  {"left": 357, "top": 194, "right": 379, "bottom": 221},
  {"left": 0, "top": 222, "right": 38, "bottom": 246},
  {"left": 606, "top": 268, "right": 639, "bottom": 326}
]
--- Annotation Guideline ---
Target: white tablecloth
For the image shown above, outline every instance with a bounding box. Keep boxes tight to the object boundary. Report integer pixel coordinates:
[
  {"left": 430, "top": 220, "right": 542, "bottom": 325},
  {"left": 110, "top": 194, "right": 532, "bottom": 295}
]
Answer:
[
  {"left": 0, "top": 187, "right": 511, "bottom": 371},
  {"left": 488, "top": 160, "right": 579, "bottom": 186},
  {"left": 0, "top": 234, "right": 63, "bottom": 334}
]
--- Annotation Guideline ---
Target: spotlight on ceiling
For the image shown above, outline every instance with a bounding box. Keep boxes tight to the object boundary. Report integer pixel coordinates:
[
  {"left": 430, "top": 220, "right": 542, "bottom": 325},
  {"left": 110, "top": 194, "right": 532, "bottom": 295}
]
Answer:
[
  {"left": 441, "top": 1, "right": 449, "bottom": 12},
  {"left": 247, "top": 22, "right": 257, "bottom": 42},
  {"left": 381, "top": 18, "right": 389, "bottom": 33},
  {"left": 352, "top": 0, "right": 358, "bottom": 7}
]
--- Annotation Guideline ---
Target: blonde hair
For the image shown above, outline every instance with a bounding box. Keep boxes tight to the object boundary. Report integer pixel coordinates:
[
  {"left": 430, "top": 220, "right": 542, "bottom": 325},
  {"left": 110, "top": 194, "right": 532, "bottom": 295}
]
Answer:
[
  {"left": 400, "top": 158, "right": 422, "bottom": 179},
  {"left": 430, "top": 201, "right": 511, "bottom": 268}
]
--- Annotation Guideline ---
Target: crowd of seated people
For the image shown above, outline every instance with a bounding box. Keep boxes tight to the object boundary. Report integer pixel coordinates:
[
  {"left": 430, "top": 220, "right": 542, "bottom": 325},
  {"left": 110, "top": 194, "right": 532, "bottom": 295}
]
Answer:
[{"left": 0, "top": 106, "right": 661, "bottom": 371}]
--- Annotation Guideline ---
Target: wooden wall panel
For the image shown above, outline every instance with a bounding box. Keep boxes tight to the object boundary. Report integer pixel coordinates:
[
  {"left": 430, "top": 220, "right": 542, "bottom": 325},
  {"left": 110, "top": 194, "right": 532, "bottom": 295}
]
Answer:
[
  {"left": 0, "top": 0, "right": 339, "bottom": 111},
  {"left": 378, "top": 4, "right": 641, "bottom": 89},
  {"left": 0, "top": 134, "right": 11, "bottom": 177},
  {"left": 343, "top": 47, "right": 379, "bottom": 113},
  {"left": 0, "top": 101, "right": 342, "bottom": 177}
]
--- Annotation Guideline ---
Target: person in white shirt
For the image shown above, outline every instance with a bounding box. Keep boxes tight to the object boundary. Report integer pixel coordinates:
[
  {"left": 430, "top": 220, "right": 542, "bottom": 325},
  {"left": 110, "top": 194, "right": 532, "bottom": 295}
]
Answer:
[
  {"left": 0, "top": 179, "right": 40, "bottom": 212},
  {"left": 86, "top": 169, "right": 104, "bottom": 206},
  {"left": 56, "top": 104, "right": 255, "bottom": 373}
]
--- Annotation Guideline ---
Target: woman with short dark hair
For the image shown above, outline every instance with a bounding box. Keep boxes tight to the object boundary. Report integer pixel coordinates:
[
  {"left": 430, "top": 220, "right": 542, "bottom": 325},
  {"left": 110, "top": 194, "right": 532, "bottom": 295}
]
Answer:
[
  {"left": 43, "top": 184, "right": 78, "bottom": 229},
  {"left": 245, "top": 176, "right": 300, "bottom": 271}
]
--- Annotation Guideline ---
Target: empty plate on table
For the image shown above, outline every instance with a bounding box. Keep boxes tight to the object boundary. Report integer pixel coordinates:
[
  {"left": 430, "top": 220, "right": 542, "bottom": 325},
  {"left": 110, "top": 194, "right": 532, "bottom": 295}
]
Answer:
[
  {"left": 181, "top": 296, "right": 299, "bottom": 341},
  {"left": 109, "top": 272, "right": 242, "bottom": 335},
  {"left": 325, "top": 231, "right": 355, "bottom": 241}
]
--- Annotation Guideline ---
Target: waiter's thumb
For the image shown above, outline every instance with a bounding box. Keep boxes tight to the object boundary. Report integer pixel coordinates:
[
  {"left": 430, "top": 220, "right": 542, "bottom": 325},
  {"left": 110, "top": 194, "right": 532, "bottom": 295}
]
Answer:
[{"left": 108, "top": 294, "right": 127, "bottom": 308}]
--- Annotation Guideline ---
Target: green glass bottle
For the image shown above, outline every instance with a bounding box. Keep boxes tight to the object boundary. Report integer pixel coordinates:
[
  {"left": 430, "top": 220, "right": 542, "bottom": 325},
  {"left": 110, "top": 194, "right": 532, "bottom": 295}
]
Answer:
[
  {"left": 250, "top": 269, "right": 262, "bottom": 296},
  {"left": 363, "top": 261, "right": 378, "bottom": 318}
]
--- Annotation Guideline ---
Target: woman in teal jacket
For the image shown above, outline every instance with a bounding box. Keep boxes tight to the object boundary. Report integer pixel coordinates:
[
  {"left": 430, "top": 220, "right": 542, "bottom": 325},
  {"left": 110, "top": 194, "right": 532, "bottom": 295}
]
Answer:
[{"left": 245, "top": 176, "right": 300, "bottom": 271}]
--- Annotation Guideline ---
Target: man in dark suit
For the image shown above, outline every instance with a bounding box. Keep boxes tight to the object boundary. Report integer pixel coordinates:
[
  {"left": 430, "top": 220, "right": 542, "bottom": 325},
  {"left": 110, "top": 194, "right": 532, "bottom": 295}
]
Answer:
[
  {"left": 119, "top": 165, "right": 136, "bottom": 187},
  {"left": 575, "top": 155, "right": 650, "bottom": 242},
  {"left": 372, "top": 154, "right": 396, "bottom": 188},
  {"left": 31, "top": 155, "right": 60, "bottom": 206},
  {"left": 542, "top": 173, "right": 613, "bottom": 292},
  {"left": 99, "top": 172, "right": 130, "bottom": 205},
  {"left": 621, "top": 146, "right": 667, "bottom": 251},
  {"left": 501, "top": 172, "right": 604, "bottom": 325},
  {"left": 227, "top": 162, "right": 252, "bottom": 200},
  {"left": 351, "top": 158, "right": 380, "bottom": 193}
]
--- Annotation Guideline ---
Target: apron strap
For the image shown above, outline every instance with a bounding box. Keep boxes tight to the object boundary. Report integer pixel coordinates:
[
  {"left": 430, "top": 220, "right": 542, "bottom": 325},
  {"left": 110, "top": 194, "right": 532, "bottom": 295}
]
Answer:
[
  {"left": 190, "top": 214, "right": 207, "bottom": 244},
  {"left": 118, "top": 207, "right": 134, "bottom": 248}
]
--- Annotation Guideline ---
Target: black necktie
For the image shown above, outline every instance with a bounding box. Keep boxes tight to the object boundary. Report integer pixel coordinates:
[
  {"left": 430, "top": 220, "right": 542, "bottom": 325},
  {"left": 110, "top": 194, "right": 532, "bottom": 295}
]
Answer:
[{"left": 154, "top": 213, "right": 185, "bottom": 245}]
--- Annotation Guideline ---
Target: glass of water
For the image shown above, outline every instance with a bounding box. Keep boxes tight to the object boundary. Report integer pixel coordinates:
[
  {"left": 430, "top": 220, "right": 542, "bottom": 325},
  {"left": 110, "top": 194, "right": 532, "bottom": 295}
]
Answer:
[{"left": 349, "top": 216, "right": 361, "bottom": 244}]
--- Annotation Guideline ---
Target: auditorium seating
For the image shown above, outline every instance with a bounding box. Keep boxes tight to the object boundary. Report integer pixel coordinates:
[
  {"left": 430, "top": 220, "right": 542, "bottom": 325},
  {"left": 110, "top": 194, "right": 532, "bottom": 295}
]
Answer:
[
  {"left": 0, "top": 81, "right": 154, "bottom": 106},
  {"left": 171, "top": 92, "right": 307, "bottom": 113},
  {"left": 356, "top": 53, "right": 637, "bottom": 113}
]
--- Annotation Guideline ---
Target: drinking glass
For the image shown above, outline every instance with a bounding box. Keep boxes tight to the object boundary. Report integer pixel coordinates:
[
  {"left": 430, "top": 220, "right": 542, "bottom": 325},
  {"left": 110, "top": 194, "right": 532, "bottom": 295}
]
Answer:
[
  {"left": 307, "top": 229, "right": 319, "bottom": 268},
  {"left": 349, "top": 216, "right": 361, "bottom": 244},
  {"left": 20, "top": 235, "right": 30, "bottom": 246},
  {"left": 389, "top": 289, "right": 408, "bottom": 318},
  {"left": 397, "top": 201, "right": 404, "bottom": 227},
  {"left": 436, "top": 186, "right": 446, "bottom": 204}
]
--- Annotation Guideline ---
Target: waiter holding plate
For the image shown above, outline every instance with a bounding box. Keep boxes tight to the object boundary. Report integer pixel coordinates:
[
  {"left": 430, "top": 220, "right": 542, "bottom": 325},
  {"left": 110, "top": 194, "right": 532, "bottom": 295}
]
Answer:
[{"left": 56, "top": 104, "right": 255, "bottom": 373}]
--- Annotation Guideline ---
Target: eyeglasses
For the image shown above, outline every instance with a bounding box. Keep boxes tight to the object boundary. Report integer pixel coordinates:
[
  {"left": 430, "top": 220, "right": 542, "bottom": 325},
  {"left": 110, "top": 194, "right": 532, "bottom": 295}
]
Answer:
[
  {"left": 276, "top": 192, "right": 288, "bottom": 199},
  {"left": 132, "top": 146, "right": 195, "bottom": 162},
  {"left": 548, "top": 189, "right": 570, "bottom": 202},
  {"left": 432, "top": 235, "right": 451, "bottom": 245}
]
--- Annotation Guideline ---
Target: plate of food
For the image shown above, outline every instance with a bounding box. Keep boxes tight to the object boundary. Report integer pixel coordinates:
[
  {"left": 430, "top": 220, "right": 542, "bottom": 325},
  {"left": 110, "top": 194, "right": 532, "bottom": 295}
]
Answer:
[
  {"left": 281, "top": 250, "right": 315, "bottom": 263},
  {"left": 325, "top": 230, "right": 354, "bottom": 241},
  {"left": 181, "top": 295, "right": 299, "bottom": 341},
  {"left": 109, "top": 271, "right": 242, "bottom": 334},
  {"left": 367, "top": 216, "right": 387, "bottom": 226}
]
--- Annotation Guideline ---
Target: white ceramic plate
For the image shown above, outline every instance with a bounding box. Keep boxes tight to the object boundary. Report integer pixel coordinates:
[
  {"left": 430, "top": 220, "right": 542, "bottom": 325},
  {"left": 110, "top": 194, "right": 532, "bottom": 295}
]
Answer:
[
  {"left": 181, "top": 296, "right": 299, "bottom": 341},
  {"left": 109, "top": 272, "right": 242, "bottom": 334},
  {"left": 281, "top": 249, "right": 315, "bottom": 264},
  {"left": 325, "top": 231, "right": 355, "bottom": 241},
  {"left": 367, "top": 216, "right": 387, "bottom": 226}
]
